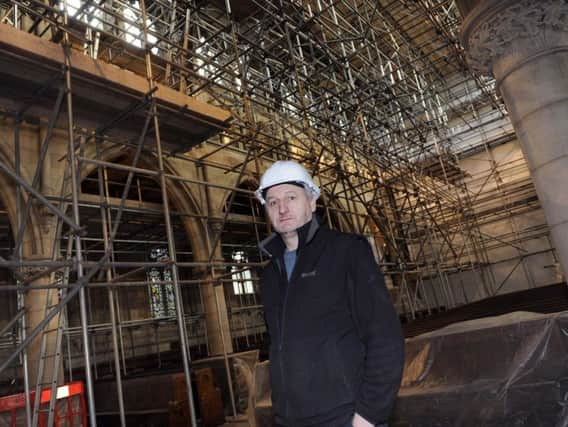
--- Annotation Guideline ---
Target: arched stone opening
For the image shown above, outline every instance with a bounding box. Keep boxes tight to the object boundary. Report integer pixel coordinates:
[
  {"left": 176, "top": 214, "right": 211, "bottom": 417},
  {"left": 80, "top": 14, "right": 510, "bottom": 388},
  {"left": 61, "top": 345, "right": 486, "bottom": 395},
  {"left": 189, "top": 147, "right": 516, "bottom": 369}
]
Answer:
[
  {"left": 60, "top": 146, "right": 221, "bottom": 376},
  {"left": 220, "top": 179, "right": 268, "bottom": 354}
]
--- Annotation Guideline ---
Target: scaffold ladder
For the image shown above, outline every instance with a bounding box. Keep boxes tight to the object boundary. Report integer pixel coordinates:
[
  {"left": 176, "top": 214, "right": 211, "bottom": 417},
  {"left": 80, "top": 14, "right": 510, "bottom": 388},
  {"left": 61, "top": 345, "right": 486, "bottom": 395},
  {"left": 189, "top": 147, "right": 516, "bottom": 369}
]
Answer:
[{"left": 31, "top": 280, "right": 67, "bottom": 427}]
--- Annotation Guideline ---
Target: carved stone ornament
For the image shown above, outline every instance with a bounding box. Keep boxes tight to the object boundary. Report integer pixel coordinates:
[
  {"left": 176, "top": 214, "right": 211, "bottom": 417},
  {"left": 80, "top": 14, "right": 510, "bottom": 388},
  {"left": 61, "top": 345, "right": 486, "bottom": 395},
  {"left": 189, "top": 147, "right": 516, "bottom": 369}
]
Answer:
[
  {"left": 208, "top": 218, "right": 225, "bottom": 235},
  {"left": 19, "top": 265, "right": 50, "bottom": 282},
  {"left": 461, "top": 0, "right": 568, "bottom": 74}
]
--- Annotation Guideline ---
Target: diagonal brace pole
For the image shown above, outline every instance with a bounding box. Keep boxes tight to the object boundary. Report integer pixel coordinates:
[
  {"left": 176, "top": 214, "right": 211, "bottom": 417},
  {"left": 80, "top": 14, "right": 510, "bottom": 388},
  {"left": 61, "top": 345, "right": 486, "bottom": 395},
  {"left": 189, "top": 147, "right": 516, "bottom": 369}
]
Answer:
[
  {"left": 0, "top": 159, "right": 82, "bottom": 234},
  {"left": 0, "top": 254, "right": 108, "bottom": 375}
]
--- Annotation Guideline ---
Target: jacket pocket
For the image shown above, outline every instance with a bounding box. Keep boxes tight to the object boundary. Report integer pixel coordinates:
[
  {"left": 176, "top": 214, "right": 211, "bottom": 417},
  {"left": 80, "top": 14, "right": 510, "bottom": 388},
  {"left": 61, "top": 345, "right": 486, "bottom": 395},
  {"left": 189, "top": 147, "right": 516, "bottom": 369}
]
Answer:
[{"left": 284, "top": 337, "right": 356, "bottom": 419}]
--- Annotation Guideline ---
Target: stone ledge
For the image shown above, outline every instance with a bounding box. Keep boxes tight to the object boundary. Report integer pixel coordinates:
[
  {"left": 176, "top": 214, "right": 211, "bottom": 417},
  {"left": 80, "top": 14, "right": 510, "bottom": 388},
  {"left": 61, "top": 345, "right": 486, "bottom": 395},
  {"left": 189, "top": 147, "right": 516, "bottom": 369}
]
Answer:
[{"left": 0, "top": 23, "right": 232, "bottom": 152}]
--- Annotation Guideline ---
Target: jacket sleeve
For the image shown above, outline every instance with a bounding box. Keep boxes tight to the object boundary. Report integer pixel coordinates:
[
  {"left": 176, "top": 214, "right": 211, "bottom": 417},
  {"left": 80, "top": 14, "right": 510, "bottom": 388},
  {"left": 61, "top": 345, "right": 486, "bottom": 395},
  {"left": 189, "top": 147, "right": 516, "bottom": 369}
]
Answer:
[{"left": 347, "top": 236, "right": 405, "bottom": 425}]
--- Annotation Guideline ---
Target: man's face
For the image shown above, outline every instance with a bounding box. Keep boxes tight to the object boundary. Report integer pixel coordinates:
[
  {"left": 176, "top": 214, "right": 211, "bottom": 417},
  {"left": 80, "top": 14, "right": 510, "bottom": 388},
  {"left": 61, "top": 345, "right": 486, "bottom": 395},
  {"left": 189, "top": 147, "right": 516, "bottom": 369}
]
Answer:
[{"left": 265, "top": 183, "right": 316, "bottom": 234}]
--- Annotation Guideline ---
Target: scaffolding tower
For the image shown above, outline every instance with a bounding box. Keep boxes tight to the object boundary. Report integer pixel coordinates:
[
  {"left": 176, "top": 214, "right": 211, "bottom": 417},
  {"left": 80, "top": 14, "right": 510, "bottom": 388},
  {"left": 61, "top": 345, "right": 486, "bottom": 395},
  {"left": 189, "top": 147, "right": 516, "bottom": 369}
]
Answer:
[{"left": 0, "top": 0, "right": 555, "bottom": 425}]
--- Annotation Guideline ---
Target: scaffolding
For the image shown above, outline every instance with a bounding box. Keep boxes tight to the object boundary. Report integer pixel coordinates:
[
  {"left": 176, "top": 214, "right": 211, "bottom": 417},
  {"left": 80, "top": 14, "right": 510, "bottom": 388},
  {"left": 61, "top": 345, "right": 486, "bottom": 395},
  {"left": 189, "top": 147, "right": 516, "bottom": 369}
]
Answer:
[{"left": 0, "top": 0, "right": 558, "bottom": 425}]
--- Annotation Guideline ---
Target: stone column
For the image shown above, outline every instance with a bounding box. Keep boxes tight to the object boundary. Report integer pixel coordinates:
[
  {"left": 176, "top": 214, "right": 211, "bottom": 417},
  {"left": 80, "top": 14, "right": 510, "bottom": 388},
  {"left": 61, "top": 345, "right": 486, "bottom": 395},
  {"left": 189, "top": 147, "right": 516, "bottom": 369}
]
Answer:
[
  {"left": 6, "top": 120, "right": 65, "bottom": 387},
  {"left": 23, "top": 262, "right": 64, "bottom": 387},
  {"left": 200, "top": 274, "right": 234, "bottom": 355},
  {"left": 202, "top": 219, "right": 233, "bottom": 355},
  {"left": 460, "top": 0, "right": 568, "bottom": 277}
]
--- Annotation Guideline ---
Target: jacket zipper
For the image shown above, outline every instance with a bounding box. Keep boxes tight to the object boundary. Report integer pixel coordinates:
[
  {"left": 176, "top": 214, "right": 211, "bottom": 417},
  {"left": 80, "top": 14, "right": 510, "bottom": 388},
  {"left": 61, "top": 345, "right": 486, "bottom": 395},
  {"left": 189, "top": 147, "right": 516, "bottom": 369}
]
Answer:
[
  {"left": 279, "top": 279, "right": 290, "bottom": 351},
  {"left": 276, "top": 258, "right": 291, "bottom": 417}
]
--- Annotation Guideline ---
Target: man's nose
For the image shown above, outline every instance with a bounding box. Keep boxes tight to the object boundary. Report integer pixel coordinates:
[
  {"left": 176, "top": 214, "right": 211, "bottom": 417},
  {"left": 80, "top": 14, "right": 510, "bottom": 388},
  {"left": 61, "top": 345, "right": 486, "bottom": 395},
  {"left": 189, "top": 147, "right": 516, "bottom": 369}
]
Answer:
[{"left": 278, "top": 200, "right": 288, "bottom": 214}]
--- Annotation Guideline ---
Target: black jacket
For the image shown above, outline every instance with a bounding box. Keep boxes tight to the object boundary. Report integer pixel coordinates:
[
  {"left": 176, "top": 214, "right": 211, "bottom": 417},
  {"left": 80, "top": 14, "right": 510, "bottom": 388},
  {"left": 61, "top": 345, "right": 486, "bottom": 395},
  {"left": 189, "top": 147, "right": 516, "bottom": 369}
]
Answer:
[{"left": 259, "top": 217, "right": 404, "bottom": 427}]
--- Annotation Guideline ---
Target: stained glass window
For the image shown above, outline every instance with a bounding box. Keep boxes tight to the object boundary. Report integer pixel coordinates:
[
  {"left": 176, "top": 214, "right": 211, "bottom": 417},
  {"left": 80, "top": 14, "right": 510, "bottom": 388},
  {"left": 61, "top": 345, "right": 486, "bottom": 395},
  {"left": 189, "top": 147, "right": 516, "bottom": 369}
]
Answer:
[{"left": 147, "top": 248, "right": 176, "bottom": 318}]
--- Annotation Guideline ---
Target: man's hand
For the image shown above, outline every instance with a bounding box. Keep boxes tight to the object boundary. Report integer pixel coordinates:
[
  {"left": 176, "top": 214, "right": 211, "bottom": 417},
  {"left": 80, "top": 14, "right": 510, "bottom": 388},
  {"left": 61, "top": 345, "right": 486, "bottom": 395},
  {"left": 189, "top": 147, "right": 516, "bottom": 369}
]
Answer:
[{"left": 352, "top": 412, "right": 374, "bottom": 427}]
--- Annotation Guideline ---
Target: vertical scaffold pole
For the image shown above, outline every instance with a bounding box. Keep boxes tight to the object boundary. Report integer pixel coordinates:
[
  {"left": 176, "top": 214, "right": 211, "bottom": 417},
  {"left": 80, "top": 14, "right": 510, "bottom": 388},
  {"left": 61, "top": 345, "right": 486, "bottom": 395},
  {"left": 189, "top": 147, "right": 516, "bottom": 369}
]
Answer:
[
  {"left": 139, "top": 0, "right": 198, "bottom": 425},
  {"left": 61, "top": 0, "right": 97, "bottom": 425},
  {"left": 15, "top": 115, "right": 32, "bottom": 427}
]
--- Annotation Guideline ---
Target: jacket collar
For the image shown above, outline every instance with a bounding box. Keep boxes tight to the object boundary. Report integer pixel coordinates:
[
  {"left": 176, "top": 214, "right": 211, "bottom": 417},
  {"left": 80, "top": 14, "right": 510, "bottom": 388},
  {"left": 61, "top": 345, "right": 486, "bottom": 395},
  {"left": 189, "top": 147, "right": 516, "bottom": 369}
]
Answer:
[{"left": 259, "top": 216, "right": 320, "bottom": 258}]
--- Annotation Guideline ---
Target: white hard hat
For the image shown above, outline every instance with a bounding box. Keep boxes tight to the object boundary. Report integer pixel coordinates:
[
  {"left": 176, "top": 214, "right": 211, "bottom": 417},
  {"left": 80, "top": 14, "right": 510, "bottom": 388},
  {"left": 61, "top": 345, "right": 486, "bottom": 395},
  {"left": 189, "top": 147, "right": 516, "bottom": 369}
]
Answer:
[{"left": 255, "top": 160, "right": 320, "bottom": 205}]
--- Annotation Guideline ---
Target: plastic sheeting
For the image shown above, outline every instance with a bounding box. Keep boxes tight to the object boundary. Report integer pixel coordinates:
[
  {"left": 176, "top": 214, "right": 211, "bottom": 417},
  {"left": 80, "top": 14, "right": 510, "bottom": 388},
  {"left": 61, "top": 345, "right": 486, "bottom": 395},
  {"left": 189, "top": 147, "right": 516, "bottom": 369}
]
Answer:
[
  {"left": 392, "top": 311, "right": 568, "bottom": 426},
  {"left": 251, "top": 311, "right": 568, "bottom": 426}
]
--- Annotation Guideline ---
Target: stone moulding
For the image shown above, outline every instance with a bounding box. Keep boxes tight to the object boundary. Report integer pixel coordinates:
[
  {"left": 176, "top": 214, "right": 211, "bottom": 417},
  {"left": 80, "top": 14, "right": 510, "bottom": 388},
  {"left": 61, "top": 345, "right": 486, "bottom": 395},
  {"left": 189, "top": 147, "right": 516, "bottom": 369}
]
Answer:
[{"left": 460, "top": 0, "right": 568, "bottom": 74}]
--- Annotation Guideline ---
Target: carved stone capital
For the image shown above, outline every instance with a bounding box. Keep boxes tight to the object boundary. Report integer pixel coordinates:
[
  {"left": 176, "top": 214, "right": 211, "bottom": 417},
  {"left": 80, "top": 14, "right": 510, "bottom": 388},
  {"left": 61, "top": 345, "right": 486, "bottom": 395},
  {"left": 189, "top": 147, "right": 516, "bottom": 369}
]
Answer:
[
  {"left": 19, "top": 265, "right": 51, "bottom": 283},
  {"left": 208, "top": 219, "right": 225, "bottom": 234},
  {"left": 461, "top": 0, "right": 568, "bottom": 74}
]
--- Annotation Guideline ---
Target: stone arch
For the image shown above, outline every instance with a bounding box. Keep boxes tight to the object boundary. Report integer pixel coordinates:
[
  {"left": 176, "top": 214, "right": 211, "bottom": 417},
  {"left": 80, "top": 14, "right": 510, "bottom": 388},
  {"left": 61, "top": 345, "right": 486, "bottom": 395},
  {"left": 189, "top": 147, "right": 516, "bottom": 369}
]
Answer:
[
  {"left": 78, "top": 142, "right": 209, "bottom": 262},
  {"left": 218, "top": 176, "right": 267, "bottom": 352},
  {"left": 221, "top": 176, "right": 261, "bottom": 213},
  {"left": 220, "top": 176, "right": 265, "bottom": 258},
  {"left": 75, "top": 142, "right": 232, "bottom": 356},
  {"left": 237, "top": 177, "right": 259, "bottom": 191}
]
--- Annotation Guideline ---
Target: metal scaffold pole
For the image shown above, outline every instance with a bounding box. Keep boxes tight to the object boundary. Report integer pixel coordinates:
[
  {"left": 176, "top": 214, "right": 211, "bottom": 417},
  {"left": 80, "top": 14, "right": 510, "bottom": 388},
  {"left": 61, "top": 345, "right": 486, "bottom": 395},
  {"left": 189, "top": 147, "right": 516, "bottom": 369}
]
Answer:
[
  {"left": 139, "top": 0, "right": 198, "bottom": 424},
  {"left": 0, "top": 1, "right": 557, "bottom": 424},
  {"left": 14, "top": 113, "right": 32, "bottom": 427},
  {"left": 95, "top": 138, "right": 126, "bottom": 427},
  {"left": 61, "top": 0, "right": 97, "bottom": 424}
]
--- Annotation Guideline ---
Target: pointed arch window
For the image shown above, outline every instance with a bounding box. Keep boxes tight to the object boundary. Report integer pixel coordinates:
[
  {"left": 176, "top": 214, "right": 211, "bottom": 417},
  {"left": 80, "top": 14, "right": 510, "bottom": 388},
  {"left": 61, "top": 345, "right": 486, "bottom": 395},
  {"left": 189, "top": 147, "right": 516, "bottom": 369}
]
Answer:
[{"left": 231, "top": 250, "right": 254, "bottom": 295}]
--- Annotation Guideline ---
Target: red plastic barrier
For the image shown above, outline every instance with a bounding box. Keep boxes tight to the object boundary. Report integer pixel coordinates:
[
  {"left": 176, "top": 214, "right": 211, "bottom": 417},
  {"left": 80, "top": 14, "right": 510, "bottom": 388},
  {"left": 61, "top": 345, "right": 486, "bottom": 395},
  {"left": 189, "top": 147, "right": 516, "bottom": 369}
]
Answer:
[{"left": 0, "top": 381, "right": 87, "bottom": 426}]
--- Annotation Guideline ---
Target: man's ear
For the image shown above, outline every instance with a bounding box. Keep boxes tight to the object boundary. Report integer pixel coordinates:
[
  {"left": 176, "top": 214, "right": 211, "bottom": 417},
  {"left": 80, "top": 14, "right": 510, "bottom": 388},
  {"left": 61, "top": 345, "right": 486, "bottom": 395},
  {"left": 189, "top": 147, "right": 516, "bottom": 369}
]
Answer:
[{"left": 310, "top": 196, "right": 317, "bottom": 212}]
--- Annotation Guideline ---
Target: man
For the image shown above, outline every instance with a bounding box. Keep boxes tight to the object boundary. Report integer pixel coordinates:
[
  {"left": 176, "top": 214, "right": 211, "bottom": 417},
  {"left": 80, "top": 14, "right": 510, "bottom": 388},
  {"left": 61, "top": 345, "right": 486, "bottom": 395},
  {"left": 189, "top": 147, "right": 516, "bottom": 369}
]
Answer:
[{"left": 256, "top": 160, "right": 404, "bottom": 427}]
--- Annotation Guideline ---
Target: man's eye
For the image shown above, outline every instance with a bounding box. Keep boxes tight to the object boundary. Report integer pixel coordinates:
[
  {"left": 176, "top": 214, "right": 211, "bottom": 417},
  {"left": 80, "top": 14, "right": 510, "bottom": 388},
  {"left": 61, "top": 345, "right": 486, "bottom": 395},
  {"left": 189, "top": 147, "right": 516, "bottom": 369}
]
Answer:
[
  {"left": 288, "top": 195, "right": 296, "bottom": 201},
  {"left": 268, "top": 200, "right": 277, "bottom": 207}
]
